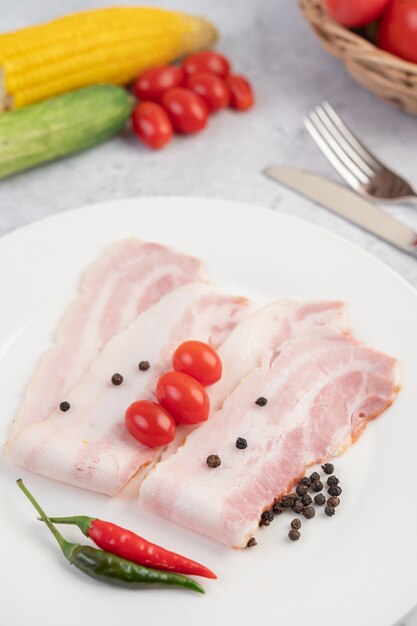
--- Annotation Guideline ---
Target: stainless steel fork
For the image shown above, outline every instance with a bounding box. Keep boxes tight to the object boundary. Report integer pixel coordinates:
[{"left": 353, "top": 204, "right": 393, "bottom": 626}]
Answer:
[{"left": 304, "top": 101, "right": 417, "bottom": 204}]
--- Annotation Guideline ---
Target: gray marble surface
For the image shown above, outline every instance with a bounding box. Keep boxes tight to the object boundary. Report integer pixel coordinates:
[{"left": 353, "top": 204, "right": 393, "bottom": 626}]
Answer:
[{"left": 0, "top": 0, "right": 415, "bottom": 623}]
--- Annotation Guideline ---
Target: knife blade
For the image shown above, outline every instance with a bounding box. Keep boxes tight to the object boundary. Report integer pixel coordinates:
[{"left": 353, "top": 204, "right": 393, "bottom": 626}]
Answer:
[{"left": 264, "top": 166, "right": 417, "bottom": 257}]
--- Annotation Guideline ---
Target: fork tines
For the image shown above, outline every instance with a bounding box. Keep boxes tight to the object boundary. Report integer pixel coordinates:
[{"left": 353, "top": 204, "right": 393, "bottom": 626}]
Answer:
[{"left": 304, "top": 101, "right": 383, "bottom": 191}]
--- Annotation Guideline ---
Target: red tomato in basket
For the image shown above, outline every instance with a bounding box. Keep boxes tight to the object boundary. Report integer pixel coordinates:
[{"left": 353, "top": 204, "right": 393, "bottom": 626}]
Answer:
[
  {"left": 131, "top": 102, "right": 173, "bottom": 149},
  {"left": 187, "top": 72, "right": 230, "bottom": 112},
  {"left": 156, "top": 371, "right": 210, "bottom": 424},
  {"left": 133, "top": 65, "right": 185, "bottom": 102},
  {"left": 173, "top": 341, "right": 222, "bottom": 386},
  {"left": 378, "top": 0, "right": 417, "bottom": 64},
  {"left": 323, "top": 0, "right": 389, "bottom": 27},
  {"left": 162, "top": 87, "right": 209, "bottom": 134},
  {"left": 125, "top": 401, "right": 176, "bottom": 448},
  {"left": 183, "top": 51, "right": 231, "bottom": 78},
  {"left": 226, "top": 75, "right": 254, "bottom": 111}
]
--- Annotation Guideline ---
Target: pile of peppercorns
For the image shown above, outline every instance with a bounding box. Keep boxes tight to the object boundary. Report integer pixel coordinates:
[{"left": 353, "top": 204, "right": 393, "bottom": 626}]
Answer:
[{"left": 251, "top": 463, "right": 342, "bottom": 546}]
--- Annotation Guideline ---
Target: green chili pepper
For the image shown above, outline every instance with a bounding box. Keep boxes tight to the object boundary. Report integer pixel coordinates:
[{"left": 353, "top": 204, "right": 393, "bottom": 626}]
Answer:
[{"left": 16, "top": 480, "right": 204, "bottom": 593}]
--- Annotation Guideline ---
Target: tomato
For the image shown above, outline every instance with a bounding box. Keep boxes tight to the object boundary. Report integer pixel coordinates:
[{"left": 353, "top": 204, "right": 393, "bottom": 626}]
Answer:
[
  {"left": 187, "top": 72, "right": 230, "bottom": 112},
  {"left": 172, "top": 340, "right": 222, "bottom": 386},
  {"left": 378, "top": 0, "right": 417, "bottom": 64},
  {"left": 226, "top": 75, "right": 254, "bottom": 111},
  {"left": 156, "top": 371, "right": 210, "bottom": 424},
  {"left": 323, "top": 0, "right": 389, "bottom": 27},
  {"left": 182, "top": 51, "right": 230, "bottom": 78},
  {"left": 125, "top": 400, "right": 176, "bottom": 448},
  {"left": 131, "top": 102, "right": 173, "bottom": 150},
  {"left": 162, "top": 87, "right": 209, "bottom": 134},
  {"left": 133, "top": 65, "right": 185, "bottom": 102}
]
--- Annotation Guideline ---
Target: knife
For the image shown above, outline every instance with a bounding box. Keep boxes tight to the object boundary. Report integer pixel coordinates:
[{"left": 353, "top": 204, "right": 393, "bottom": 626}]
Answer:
[{"left": 264, "top": 166, "right": 417, "bottom": 257}]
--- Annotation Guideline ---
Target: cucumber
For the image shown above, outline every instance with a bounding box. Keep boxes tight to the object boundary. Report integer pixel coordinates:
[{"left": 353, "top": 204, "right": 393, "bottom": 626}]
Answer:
[{"left": 0, "top": 85, "right": 134, "bottom": 179}]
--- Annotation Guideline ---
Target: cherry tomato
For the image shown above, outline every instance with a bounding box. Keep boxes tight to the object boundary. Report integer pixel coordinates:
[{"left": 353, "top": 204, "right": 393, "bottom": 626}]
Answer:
[
  {"left": 183, "top": 51, "right": 231, "bottom": 78},
  {"left": 162, "top": 87, "right": 209, "bottom": 134},
  {"left": 173, "top": 340, "right": 222, "bottom": 386},
  {"left": 378, "top": 0, "right": 417, "bottom": 64},
  {"left": 187, "top": 72, "right": 230, "bottom": 112},
  {"left": 226, "top": 75, "right": 254, "bottom": 111},
  {"left": 131, "top": 102, "right": 173, "bottom": 150},
  {"left": 133, "top": 65, "right": 185, "bottom": 102},
  {"left": 125, "top": 400, "right": 176, "bottom": 448},
  {"left": 323, "top": 0, "right": 389, "bottom": 27},
  {"left": 156, "top": 371, "right": 210, "bottom": 424}
]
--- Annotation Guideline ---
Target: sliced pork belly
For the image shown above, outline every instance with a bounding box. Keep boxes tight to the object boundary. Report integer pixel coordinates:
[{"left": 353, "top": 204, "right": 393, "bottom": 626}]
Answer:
[
  {"left": 140, "top": 306, "right": 400, "bottom": 548},
  {"left": 161, "top": 300, "right": 348, "bottom": 460},
  {"left": 209, "top": 299, "right": 348, "bottom": 412},
  {"left": 9, "top": 239, "right": 204, "bottom": 442},
  {"left": 8, "top": 283, "right": 249, "bottom": 495}
]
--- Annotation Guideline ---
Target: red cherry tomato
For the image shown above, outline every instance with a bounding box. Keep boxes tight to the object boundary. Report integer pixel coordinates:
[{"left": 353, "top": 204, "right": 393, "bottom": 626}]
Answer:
[
  {"left": 131, "top": 102, "right": 173, "bottom": 150},
  {"left": 323, "top": 0, "right": 389, "bottom": 27},
  {"left": 226, "top": 75, "right": 254, "bottom": 111},
  {"left": 156, "top": 371, "right": 210, "bottom": 424},
  {"left": 378, "top": 0, "right": 417, "bottom": 64},
  {"left": 162, "top": 87, "right": 209, "bottom": 134},
  {"left": 172, "top": 341, "right": 222, "bottom": 386},
  {"left": 125, "top": 400, "right": 176, "bottom": 448},
  {"left": 133, "top": 65, "right": 185, "bottom": 102},
  {"left": 187, "top": 72, "right": 230, "bottom": 112},
  {"left": 183, "top": 51, "right": 230, "bottom": 78}
]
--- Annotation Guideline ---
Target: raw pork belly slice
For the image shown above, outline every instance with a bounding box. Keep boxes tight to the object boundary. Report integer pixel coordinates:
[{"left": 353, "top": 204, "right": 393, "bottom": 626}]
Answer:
[
  {"left": 9, "top": 239, "right": 204, "bottom": 443},
  {"left": 161, "top": 300, "right": 348, "bottom": 460},
  {"left": 140, "top": 303, "right": 400, "bottom": 548},
  {"left": 8, "top": 283, "right": 249, "bottom": 495},
  {"left": 209, "top": 299, "right": 348, "bottom": 412}
]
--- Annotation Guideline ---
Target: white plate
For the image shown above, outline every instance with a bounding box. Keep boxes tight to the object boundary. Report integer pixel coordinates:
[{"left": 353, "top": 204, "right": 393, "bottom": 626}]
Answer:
[{"left": 1, "top": 197, "right": 416, "bottom": 626}]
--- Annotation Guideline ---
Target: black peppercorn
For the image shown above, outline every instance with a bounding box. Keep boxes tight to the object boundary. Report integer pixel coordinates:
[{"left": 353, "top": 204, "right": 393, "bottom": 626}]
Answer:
[
  {"left": 296, "top": 484, "right": 308, "bottom": 497},
  {"left": 206, "top": 454, "right": 221, "bottom": 468},
  {"left": 236, "top": 437, "right": 248, "bottom": 449},
  {"left": 327, "top": 475, "right": 339, "bottom": 487},
  {"left": 328, "top": 485, "right": 342, "bottom": 497},
  {"left": 111, "top": 373, "right": 123, "bottom": 385},
  {"left": 272, "top": 501, "right": 283, "bottom": 514},
  {"left": 325, "top": 505, "right": 335, "bottom": 517},
  {"left": 302, "top": 505, "right": 316, "bottom": 519},
  {"left": 281, "top": 495, "right": 295, "bottom": 509},
  {"left": 255, "top": 396, "right": 267, "bottom": 406},
  {"left": 321, "top": 463, "right": 334, "bottom": 475},
  {"left": 301, "top": 494, "right": 313, "bottom": 506},
  {"left": 288, "top": 529, "right": 300, "bottom": 541},
  {"left": 314, "top": 493, "right": 326, "bottom": 506},
  {"left": 293, "top": 500, "right": 304, "bottom": 514},
  {"left": 327, "top": 496, "right": 340, "bottom": 508},
  {"left": 311, "top": 480, "right": 323, "bottom": 492},
  {"left": 259, "top": 510, "right": 274, "bottom": 526},
  {"left": 299, "top": 476, "right": 312, "bottom": 488},
  {"left": 309, "top": 471, "right": 320, "bottom": 482},
  {"left": 291, "top": 518, "right": 302, "bottom": 530},
  {"left": 59, "top": 401, "right": 70, "bottom": 412},
  {"left": 138, "top": 361, "right": 150, "bottom": 371},
  {"left": 247, "top": 537, "right": 257, "bottom": 547}
]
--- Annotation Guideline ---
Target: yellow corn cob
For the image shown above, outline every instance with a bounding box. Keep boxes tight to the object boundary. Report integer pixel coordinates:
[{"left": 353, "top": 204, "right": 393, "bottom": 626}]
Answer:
[{"left": 0, "top": 7, "right": 217, "bottom": 110}]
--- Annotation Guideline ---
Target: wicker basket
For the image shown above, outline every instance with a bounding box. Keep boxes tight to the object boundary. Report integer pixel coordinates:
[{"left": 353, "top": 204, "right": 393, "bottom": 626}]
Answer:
[{"left": 299, "top": 0, "right": 417, "bottom": 114}]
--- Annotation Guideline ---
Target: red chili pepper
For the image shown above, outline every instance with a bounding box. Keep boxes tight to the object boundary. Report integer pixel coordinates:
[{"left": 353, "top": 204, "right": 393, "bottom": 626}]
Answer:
[{"left": 46, "top": 515, "right": 216, "bottom": 579}]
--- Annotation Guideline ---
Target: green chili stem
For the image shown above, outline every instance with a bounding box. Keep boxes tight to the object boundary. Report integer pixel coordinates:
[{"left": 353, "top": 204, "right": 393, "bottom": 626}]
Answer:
[
  {"left": 38, "top": 515, "right": 92, "bottom": 536},
  {"left": 17, "top": 479, "right": 73, "bottom": 559}
]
